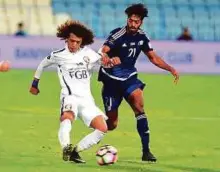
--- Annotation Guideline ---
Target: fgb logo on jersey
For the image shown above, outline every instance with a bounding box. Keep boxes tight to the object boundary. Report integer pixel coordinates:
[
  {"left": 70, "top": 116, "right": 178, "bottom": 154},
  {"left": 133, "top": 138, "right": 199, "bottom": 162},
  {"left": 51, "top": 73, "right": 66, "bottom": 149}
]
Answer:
[{"left": 70, "top": 70, "right": 88, "bottom": 79}]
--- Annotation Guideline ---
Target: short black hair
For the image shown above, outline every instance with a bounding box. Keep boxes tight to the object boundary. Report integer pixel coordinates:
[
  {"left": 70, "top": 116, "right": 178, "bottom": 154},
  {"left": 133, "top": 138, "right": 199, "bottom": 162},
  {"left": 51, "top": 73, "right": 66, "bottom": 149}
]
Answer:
[
  {"left": 183, "top": 27, "right": 189, "bottom": 32},
  {"left": 18, "top": 22, "right": 24, "bottom": 27},
  {"left": 125, "top": 3, "right": 148, "bottom": 20},
  {"left": 56, "top": 20, "right": 94, "bottom": 46}
]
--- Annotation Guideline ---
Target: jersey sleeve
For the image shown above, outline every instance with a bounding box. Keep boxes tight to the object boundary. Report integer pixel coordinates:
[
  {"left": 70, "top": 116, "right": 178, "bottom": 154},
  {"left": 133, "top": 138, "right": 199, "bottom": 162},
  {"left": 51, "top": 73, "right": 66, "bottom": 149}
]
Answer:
[
  {"left": 86, "top": 48, "right": 102, "bottom": 70},
  {"left": 103, "top": 28, "right": 121, "bottom": 49},
  {"left": 141, "top": 34, "right": 153, "bottom": 52},
  {"left": 34, "top": 52, "right": 56, "bottom": 79},
  {"left": 87, "top": 48, "right": 115, "bottom": 71}
]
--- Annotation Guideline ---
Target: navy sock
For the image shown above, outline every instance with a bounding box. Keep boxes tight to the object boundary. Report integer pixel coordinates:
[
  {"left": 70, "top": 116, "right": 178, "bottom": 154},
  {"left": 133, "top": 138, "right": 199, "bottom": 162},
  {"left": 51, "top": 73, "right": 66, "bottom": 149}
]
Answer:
[{"left": 136, "top": 113, "right": 150, "bottom": 153}]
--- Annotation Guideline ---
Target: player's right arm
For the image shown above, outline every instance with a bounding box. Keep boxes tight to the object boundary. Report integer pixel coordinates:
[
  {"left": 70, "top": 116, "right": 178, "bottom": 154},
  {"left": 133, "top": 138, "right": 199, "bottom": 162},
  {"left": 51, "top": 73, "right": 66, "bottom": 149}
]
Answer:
[{"left": 29, "top": 54, "right": 55, "bottom": 95}]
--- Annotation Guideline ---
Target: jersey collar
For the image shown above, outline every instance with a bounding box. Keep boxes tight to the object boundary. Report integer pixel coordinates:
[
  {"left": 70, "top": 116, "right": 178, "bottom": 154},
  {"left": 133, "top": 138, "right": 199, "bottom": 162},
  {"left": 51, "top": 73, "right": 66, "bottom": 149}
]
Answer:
[{"left": 65, "top": 44, "right": 83, "bottom": 54}]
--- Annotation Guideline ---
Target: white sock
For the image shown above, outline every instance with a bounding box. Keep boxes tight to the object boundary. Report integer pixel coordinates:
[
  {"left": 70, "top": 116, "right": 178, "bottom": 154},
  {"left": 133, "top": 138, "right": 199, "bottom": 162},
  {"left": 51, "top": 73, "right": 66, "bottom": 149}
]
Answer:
[
  {"left": 58, "top": 119, "right": 72, "bottom": 149},
  {"left": 75, "top": 129, "right": 105, "bottom": 152}
]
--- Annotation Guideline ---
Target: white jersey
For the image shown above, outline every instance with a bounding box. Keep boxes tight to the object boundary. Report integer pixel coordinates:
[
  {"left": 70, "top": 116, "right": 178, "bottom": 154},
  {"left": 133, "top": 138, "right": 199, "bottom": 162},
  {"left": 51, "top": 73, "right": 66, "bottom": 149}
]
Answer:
[{"left": 34, "top": 45, "right": 101, "bottom": 97}]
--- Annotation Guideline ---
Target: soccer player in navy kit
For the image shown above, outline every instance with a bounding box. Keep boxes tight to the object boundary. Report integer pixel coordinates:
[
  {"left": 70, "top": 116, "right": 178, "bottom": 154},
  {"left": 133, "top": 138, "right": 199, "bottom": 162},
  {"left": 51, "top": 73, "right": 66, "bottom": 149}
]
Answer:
[{"left": 98, "top": 3, "right": 179, "bottom": 162}]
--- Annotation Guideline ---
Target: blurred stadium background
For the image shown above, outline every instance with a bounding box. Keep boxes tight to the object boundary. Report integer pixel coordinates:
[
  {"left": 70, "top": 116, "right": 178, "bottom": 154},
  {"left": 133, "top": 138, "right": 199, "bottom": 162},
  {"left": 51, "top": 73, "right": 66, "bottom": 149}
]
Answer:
[{"left": 0, "top": 0, "right": 220, "bottom": 40}]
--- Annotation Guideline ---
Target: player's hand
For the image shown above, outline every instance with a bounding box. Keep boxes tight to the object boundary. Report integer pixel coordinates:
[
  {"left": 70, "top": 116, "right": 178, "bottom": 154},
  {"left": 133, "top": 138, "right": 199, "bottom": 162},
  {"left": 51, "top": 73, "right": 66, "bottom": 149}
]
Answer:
[
  {"left": 101, "top": 55, "right": 110, "bottom": 66},
  {"left": 30, "top": 78, "right": 40, "bottom": 95},
  {"left": 170, "top": 68, "right": 179, "bottom": 84},
  {"left": 29, "top": 86, "right": 40, "bottom": 95},
  {"left": 110, "top": 57, "right": 121, "bottom": 66}
]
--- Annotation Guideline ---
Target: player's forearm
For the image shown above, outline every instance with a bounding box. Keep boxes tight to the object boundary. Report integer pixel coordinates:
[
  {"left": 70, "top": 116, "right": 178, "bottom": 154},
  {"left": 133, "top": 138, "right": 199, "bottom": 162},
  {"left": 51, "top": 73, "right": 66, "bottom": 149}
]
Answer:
[
  {"left": 32, "top": 64, "right": 45, "bottom": 90},
  {"left": 98, "top": 45, "right": 111, "bottom": 55},
  {"left": 34, "top": 64, "right": 45, "bottom": 79},
  {"left": 32, "top": 66, "right": 43, "bottom": 89},
  {"left": 34, "top": 58, "right": 52, "bottom": 79},
  {"left": 31, "top": 59, "right": 52, "bottom": 94},
  {"left": 150, "top": 56, "right": 174, "bottom": 72},
  {"left": 146, "top": 51, "right": 174, "bottom": 72}
]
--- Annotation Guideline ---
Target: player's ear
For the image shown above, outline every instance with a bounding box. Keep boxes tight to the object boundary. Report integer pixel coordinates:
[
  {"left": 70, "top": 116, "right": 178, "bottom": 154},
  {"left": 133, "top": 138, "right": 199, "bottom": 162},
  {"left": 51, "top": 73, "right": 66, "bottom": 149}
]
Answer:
[
  {"left": 140, "top": 19, "right": 143, "bottom": 25},
  {"left": 139, "top": 21, "right": 143, "bottom": 28},
  {"left": 126, "top": 17, "right": 129, "bottom": 23}
]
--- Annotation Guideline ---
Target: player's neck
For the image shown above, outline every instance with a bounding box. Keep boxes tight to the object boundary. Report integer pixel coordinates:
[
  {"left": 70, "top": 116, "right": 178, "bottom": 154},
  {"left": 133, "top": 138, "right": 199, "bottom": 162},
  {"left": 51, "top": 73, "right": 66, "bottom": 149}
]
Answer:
[
  {"left": 126, "top": 26, "right": 138, "bottom": 35},
  {"left": 65, "top": 44, "right": 82, "bottom": 54}
]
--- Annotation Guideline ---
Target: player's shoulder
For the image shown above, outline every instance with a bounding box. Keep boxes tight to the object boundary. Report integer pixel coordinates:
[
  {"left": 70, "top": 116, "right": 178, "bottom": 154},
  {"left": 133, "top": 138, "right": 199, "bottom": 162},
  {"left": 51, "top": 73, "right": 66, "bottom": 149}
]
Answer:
[
  {"left": 51, "top": 47, "right": 66, "bottom": 56},
  {"left": 109, "top": 27, "right": 126, "bottom": 37},
  {"left": 110, "top": 27, "right": 123, "bottom": 34},
  {"left": 81, "top": 46, "right": 100, "bottom": 60},
  {"left": 82, "top": 46, "right": 96, "bottom": 54},
  {"left": 138, "top": 29, "right": 151, "bottom": 41}
]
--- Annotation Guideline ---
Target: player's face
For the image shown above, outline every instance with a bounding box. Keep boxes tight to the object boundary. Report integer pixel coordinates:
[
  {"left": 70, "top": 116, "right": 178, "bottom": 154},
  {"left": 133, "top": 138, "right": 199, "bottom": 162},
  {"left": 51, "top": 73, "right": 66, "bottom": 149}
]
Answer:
[
  {"left": 127, "top": 14, "right": 142, "bottom": 33},
  {"left": 67, "top": 33, "right": 82, "bottom": 53}
]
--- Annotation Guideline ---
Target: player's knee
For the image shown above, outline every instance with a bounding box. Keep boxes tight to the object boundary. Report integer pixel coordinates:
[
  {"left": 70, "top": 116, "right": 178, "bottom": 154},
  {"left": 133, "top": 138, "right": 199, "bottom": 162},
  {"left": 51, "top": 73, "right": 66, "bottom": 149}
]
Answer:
[
  {"left": 60, "top": 111, "right": 75, "bottom": 121},
  {"left": 98, "top": 125, "right": 108, "bottom": 133},
  {"left": 90, "top": 115, "right": 108, "bottom": 133},
  {"left": 105, "top": 110, "right": 118, "bottom": 131},
  {"left": 96, "top": 121, "right": 108, "bottom": 133},
  {"left": 133, "top": 102, "right": 144, "bottom": 114}
]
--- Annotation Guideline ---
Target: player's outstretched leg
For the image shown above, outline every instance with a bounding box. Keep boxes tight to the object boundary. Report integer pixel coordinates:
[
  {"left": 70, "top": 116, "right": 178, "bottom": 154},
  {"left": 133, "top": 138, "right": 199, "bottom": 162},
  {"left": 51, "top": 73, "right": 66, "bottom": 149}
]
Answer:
[
  {"left": 70, "top": 129, "right": 105, "bottom": 163},
  {"left": 70, "top": 115, "right": 107, "bottom": 163},
  {"left": 69, "top": 147, "right": 86, "bottom": 163}
]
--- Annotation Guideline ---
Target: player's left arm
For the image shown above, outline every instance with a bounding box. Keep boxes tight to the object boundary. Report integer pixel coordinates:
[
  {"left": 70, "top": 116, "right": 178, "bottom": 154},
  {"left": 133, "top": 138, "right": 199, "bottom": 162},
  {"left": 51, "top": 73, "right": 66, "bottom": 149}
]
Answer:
[
  {"left": 145, "top": 50, "right": 179, "bottom": 84},
  {"left": 30, "top": 54, "right": 56, "bottom": 95}
]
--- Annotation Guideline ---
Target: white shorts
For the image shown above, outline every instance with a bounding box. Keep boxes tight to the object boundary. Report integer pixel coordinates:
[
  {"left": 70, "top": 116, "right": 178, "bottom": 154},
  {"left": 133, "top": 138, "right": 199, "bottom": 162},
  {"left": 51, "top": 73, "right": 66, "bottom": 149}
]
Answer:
[{"left": 60, "top": 95, "right": 107, "bottom": 127}]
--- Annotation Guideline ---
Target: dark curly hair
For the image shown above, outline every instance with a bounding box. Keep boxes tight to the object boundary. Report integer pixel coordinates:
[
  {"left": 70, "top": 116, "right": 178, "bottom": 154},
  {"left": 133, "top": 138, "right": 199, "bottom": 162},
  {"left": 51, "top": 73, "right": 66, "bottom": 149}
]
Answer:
[
  {"left": 56, "top": 20, "right": 94, "bottom": 46},
  {"left": 125, "top": 3, "right": 148, "bottom": 20}
]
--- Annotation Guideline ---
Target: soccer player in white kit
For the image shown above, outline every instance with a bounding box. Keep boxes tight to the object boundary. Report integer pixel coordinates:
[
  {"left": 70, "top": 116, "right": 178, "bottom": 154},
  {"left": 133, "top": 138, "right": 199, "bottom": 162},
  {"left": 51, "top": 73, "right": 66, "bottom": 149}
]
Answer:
[{"left": 29, "top": 20, "right": 121, "bottom": 163}]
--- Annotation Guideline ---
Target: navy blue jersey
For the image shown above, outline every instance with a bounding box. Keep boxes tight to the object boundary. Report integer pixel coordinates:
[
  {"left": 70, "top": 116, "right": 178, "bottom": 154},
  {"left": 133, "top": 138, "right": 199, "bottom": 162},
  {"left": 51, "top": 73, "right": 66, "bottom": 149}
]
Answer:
[{"left": 99, "top": 26, "right": 153, "bottom": 81}]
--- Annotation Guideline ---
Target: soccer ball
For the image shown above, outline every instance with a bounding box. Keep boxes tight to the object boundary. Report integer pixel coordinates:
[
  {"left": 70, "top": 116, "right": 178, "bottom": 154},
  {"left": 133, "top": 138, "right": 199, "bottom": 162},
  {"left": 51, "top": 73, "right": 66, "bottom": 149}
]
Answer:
[
  {"left": 0, "top": 60, "right": 10, "bottom": 72},
  {"left": 96, "top": 145, "right": 118, "bottom": 165}
]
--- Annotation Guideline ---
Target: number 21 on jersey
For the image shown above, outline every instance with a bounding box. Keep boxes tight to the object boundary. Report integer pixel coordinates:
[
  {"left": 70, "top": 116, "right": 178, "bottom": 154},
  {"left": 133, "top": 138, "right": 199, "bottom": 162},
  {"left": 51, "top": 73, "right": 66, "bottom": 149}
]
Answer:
[{"left": 128, "top": 48, "right": 136, "bottom": 58}]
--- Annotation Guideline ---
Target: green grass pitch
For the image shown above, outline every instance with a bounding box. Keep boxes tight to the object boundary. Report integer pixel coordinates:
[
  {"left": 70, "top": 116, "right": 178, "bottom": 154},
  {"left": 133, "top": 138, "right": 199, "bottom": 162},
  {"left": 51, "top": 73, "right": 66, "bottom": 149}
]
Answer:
[{"left": 0, "top": 69, "right": 220, "bottom": 172}]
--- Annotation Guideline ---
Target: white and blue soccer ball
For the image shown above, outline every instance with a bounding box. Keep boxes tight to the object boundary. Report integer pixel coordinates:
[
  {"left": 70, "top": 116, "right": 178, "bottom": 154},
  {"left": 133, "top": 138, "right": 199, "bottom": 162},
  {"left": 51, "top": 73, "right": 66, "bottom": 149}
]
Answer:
[{"left": 96, "top": 145, "right": 118, "bottom": 165}]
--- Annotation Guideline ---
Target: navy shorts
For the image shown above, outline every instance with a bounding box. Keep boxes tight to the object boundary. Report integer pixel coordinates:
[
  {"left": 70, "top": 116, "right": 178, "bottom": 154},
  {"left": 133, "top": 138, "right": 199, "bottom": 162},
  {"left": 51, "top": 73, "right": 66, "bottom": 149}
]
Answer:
[{"left": 101, "top": 74, "right": 146, "bottom": 112}]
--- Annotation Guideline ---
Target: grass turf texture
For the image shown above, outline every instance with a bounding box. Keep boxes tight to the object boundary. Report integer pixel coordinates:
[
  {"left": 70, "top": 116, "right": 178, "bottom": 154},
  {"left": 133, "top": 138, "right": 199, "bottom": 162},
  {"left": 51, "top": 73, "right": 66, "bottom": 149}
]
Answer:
[{"left": 0, "top": 69, "right": 220, "bottom": 172}]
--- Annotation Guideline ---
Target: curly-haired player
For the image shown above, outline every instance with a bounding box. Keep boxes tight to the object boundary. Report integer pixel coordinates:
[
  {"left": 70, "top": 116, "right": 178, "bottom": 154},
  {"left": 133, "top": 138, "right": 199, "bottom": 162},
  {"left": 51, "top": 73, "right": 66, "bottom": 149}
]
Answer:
[{"left": 29, "top": 20, "right": 120, "bottom": 163}]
